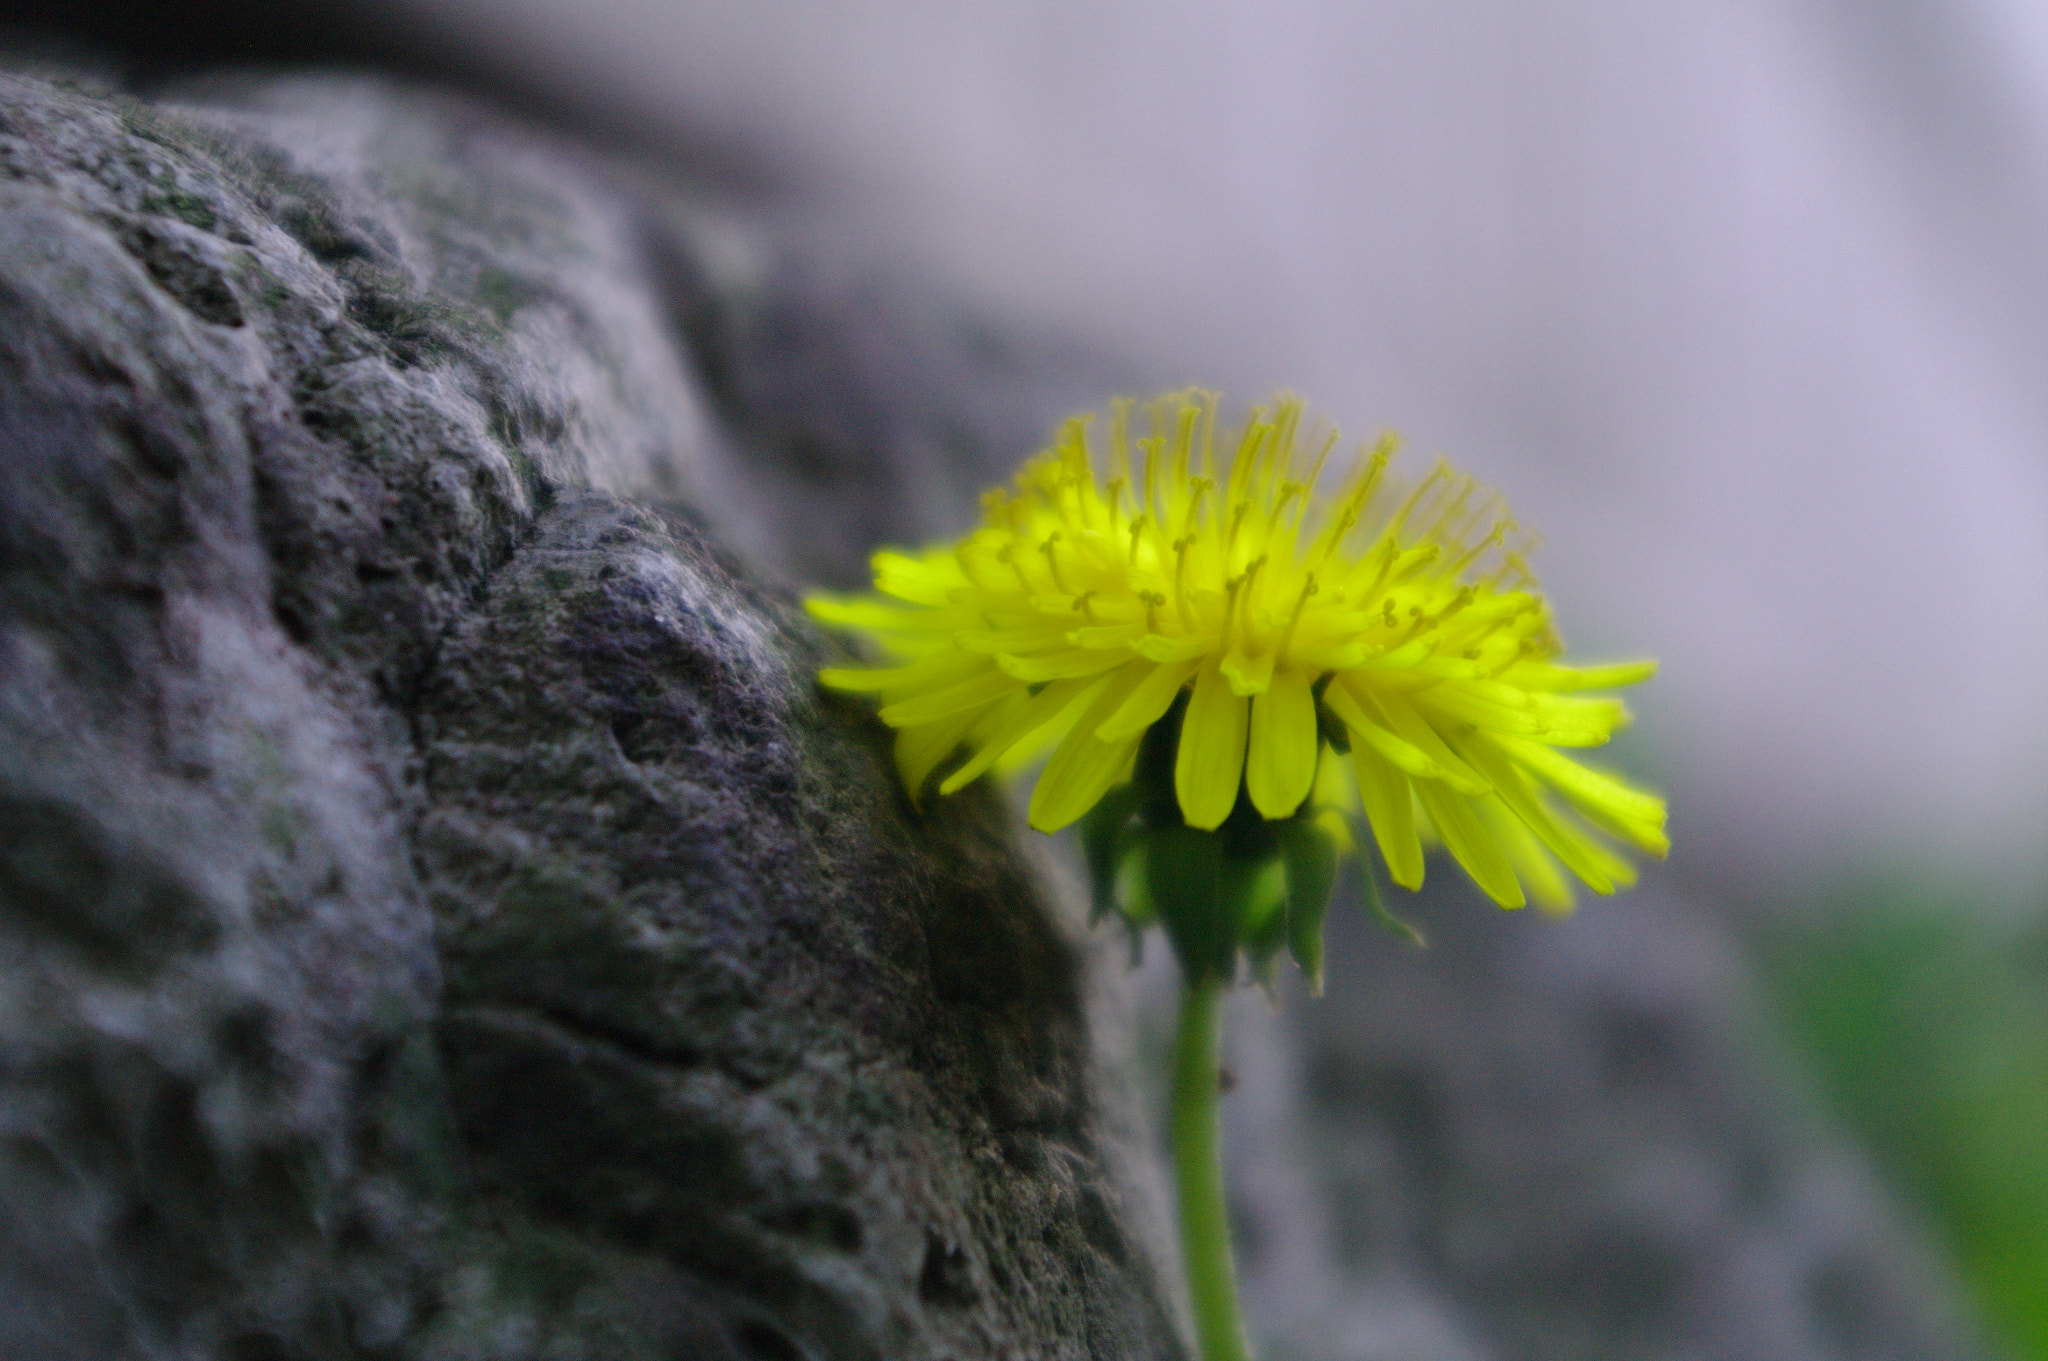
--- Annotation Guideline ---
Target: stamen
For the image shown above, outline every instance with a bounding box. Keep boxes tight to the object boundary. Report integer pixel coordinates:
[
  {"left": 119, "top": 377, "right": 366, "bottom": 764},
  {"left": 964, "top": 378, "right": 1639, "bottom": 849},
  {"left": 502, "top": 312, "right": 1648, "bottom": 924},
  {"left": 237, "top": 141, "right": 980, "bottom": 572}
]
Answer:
[
  {"left": 1417, "top": 480, "right": 1477, "bottom": 546},
  {"left": 1357, "top": 533, "right": 1404, "bottom": 598},
  {"left": 1226, "top": 417, "right": 1270, "bottom": 507},
  {"left": 1382, "top": 460, "right": 1447, "bottom": 542},
  {"left": 1141, "top": 589, "right": 1166, "bottom": 634},
  {"left": 1267, "top": 483, "right": 1303, "bottom": 539},
  {"left": 1128, "top": 513, "right": 1149, "bottom": 565},
  {"left": 1197, "top": 392, "right": 1218, "bottom": 481},
  {"left": 1170, "top": 402, "right": 1198, "bottom": 487},
  {"left": 1262, "top": 402, "right": 1298, "bottom": 499},
  {"left": 1072, "top": 590, "right": 1099, "bottom": 623},
  {"left": 1181, "top": 477, "right": 1214, "bottom": 542},
  {"left": 1173, "top": 536, "right": 1197, "bottom": 630},
  {"left": 1380, "top": 542, "right": 1443, "bottom": 593},
  {"left": 998, "top": 543, "right": 1033, "bottom": 591},
  {"left": 1486, "top": 633, "right": 1545, "bottom": 677},
  {"left": 1062, "top": 462, "right": 1096, "bottom": 531},
  {"left": 1306, "top": 437, "right": 1392, "bottom": 566},
  {"left": 1491, "top": 550, "right": 1536, "bottom": 592},
  {"left": 1275, "top": 573, "right": 1318, "bottom": 660},
  {"left": 1444, "top": 520, "right": 1507, "bottom": 580},
  {"left": 1440, "top": 491, "right": 1500, "bottom": 554},
  {"left": 1238, "top": 554, "right": 1267, "bottom": 615},
  {"left": 1311, "top": 510, "right": 1360, "bottom": 571},
  {"left": 1039, "top": 533, "right": 1069, "bottom": 592},
  {"left": 1223, "top": 556, "right": 1267, "bottom": 652},
  {"left": 1398, "top": 585, "right": 1475, "bottom": 643},
  {"left": 1299, "top": 429, "right": 1340, "bottom": 509}
]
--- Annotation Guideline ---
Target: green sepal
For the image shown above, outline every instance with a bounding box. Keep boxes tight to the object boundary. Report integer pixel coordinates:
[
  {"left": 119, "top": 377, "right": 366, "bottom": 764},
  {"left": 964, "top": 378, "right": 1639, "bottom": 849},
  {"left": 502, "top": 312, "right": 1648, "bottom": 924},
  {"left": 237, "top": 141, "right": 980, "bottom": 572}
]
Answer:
[
  {"left": 1358, "top": 864, "right": 1426, "bottom": 948},
  {"left": 1234, "top": 854, "right": 1291, "bottom": 986},
  {"left": 1311, "top": 674, "right": 1352, "bottom": 755},
  {"left": 1115, "top": 836, "right": 1159, "bottom": 929},
  {"left": 1079, "top": 782, "right": 1145, "bottom": 925},
  {"left": 1147, "top": 823, "right": 1231, "bottom": 983},
  {"left": 1276, "top": 819, "right": 1338, "bottom": 993}
]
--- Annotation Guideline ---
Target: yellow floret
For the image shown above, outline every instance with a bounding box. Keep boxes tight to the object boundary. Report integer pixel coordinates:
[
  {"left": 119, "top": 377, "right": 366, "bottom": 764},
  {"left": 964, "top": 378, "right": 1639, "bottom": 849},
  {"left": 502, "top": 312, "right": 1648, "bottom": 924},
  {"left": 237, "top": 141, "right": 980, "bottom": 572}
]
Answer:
[{"left": 807, "top": 390, "right": 1667, "bottom": 911}]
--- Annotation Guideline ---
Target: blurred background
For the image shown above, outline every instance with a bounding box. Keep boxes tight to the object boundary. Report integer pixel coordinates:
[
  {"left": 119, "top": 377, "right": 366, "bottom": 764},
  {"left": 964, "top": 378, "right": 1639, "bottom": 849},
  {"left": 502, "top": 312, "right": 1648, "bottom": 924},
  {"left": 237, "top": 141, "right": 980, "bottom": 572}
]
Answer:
[
  {"left": 399, "top": 0, "right": 2048, "bottom": 890},
  {"left": 26, "top": 0, "right": 2048, "bottom": 1351},
  {"left": 371, "top": 6, "right": 2048, "bottom": 1341}
]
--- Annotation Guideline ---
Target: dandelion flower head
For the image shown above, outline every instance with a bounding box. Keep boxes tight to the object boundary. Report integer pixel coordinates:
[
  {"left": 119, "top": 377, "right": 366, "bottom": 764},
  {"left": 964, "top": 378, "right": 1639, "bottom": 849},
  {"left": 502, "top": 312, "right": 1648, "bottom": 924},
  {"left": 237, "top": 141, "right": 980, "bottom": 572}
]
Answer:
[{"left": 808, "top": 391, "right": 1668, "bottom": 910}]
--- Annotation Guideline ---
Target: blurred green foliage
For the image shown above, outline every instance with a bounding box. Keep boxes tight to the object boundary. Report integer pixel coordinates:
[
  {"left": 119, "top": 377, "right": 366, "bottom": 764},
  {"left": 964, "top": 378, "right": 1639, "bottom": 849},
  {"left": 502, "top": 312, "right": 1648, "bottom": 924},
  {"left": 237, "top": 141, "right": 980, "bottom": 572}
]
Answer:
[{"left": 1759, "top": 872, "right": 2048, "bottom": 1360}]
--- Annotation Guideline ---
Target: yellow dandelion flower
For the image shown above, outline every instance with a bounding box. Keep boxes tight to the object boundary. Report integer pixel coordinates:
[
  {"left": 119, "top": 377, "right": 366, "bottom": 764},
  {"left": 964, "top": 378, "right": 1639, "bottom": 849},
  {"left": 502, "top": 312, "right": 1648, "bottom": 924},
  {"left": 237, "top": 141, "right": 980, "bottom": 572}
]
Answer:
[{"left": 808, "top": 390, "right": 1667, "bottom": 912}]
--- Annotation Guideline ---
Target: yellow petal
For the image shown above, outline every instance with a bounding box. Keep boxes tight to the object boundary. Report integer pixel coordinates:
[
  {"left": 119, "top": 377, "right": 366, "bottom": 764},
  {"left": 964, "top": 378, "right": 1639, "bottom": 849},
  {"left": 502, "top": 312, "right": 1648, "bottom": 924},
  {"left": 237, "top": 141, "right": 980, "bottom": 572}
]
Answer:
[
  {"left": 1451, "top": 731, "right": 1616, "bottom": 894},
  {"left": 895, "top": 705, "right": 984, "bottom": 798},
  {"left": 1134, "top": 632, "right": 1215, "bottom": 663},
  {"left": 955, "top": 624, "right": 1070, "bottom": 654},
  {"left": 1370, "top": 638, "right": 1433, "bottom": 670},
  {"left": 1521, "top": 693, "right": 1631, "bottom": 745},
  {"left": 1321, "top": 678, "right": 1488, "bottom": 796},
  {"left": 1446, "top": 675, "right": 1537, "bottom": 708},
  {"left": 1221, "top": 643, "right": 1276, "bottom": 696},
  {"left": 1351, "top": 744, "right": 1424, "bottom": 889},
  {"left": 805, "top": 594, "right": 933, "bottom": 633},
  {"left": 1569, "top": 660, "right": 1659, "bottom": 689},
  {"left": 873, "top": 549, "right": 962, "bottom": 605},
  {"left": 1508, "top": 658, "right": 1659, "bottom": 692},
  {"left": 819, "top": 648, "right": 988, "bottom": 695},
  {"left": 1067, "top": 623, "right": 1147, "bottom": 648},
  {"left": 1412, "top": 779, "right": 1525, "bottom": 908},
  {"left": 877, "top": 667, "right": 1017, "bottom": 726},
  {"left": 996, "top": 649, "right": 1127, "bottom": 683},
  {"left": 1417, "top": 684, "right": 1549, "bottom": 736},
  {"left": 1028, "top": 663, "right": 1150, "bottom": 831},
  {"left": 939, "top": 676, "right": 1101, "bottom": 795},
  {"left": 1479, "top": 798, "right": 1575, "bottom": 913},
  {"left": 1246, "top": 667, "right": 1318, "bottom": 818},
  {"left": 993, "top": 677, "right": 1106, "bottom": 776},
  {"left": 1492, "top": 734, "right": 1669, "bottom": 856},
  {"left": 1174, "top": 660, "right": 1250, "bottom": 831},
  {"left": 1403, "top": 655, "right": 1486, "bottom": 682},
  {"left": 1096, "top": 657, "right": 1201, "bottom": 743},
  {"left": 1370, "top": 692, "right": 1493, "bottom": 794}
]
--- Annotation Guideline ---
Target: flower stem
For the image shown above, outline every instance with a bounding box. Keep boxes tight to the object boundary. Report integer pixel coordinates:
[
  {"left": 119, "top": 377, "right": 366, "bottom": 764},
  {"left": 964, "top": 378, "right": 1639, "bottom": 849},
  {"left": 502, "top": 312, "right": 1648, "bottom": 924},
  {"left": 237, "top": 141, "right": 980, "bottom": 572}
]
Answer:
[{"left": 1171, "top": 973, "right": 1252, "bottom": 1361}]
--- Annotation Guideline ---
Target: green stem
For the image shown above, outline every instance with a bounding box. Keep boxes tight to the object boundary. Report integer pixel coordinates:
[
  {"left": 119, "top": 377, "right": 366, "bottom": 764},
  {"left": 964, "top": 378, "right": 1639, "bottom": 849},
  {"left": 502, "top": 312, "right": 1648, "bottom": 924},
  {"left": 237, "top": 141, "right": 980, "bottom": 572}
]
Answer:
[{"left": 1171, "top": 974, "right": 1252, "bottom": 1361}]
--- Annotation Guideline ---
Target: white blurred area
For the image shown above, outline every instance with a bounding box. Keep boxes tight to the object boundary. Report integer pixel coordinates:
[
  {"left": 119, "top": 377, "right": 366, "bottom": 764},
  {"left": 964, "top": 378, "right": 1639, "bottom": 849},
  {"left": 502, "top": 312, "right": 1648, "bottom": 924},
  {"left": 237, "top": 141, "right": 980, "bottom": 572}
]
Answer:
[{"left": 408, "top": 0, "right": 2048, "bottom": 892}]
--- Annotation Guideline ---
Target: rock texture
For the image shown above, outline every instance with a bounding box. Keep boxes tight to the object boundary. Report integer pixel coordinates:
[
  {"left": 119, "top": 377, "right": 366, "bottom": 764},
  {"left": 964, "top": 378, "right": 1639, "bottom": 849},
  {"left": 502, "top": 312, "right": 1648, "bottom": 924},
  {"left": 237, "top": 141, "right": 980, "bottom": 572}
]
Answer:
[
  {"left": 0, "top": 67, "right": 1174, "bottom": 1359},
  {"left": 0, "top": 56, "right": 1986, "bottom": 1361},
  {"left": 1216, "top": 887, "right": 1982, "bottom": 1361}
]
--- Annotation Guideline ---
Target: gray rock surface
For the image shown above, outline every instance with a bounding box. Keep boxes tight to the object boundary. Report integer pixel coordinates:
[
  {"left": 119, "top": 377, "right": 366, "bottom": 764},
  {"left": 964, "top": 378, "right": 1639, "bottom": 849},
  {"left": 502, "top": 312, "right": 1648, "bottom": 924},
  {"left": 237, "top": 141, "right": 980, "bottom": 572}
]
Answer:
[
  {"left": 1215, "top": 887, "right": 1982, "bottom": 1361},
  {"left": 0, "top": 66, "right": 1177, "bottom": 1359},
  {"left": 0, "top": 55, "right": 1987, "bottom": 1361}
]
